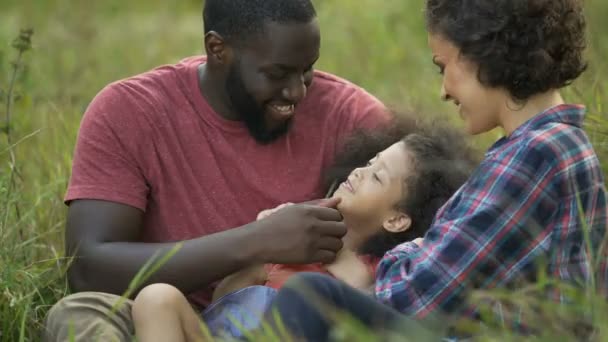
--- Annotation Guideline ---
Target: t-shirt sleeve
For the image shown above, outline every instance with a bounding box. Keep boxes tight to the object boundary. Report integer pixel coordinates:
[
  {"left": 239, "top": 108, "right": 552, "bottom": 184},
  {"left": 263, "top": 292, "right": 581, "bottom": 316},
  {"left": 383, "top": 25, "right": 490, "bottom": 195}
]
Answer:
[{"left": 65, "top": 84, "right": 150, "bottom": 211}]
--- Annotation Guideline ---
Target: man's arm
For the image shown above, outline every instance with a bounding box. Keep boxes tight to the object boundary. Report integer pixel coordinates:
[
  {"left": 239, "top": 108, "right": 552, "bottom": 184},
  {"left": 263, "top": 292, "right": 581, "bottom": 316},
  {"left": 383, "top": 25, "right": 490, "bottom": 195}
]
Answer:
[
  {"left": 65, "top": 82, "right": 347, "bottom": 297},
  {"left": 66, "top": 200, "right": 259, "bottom": 296},
  {"left": 66, "top": 198, "right": 346, "bottom": 297}
]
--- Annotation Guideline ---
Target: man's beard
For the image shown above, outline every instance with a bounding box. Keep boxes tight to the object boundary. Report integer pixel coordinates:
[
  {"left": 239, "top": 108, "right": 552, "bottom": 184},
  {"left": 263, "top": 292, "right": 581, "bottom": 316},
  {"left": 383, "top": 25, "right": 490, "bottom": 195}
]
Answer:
[{"left": 225, "top": 62, "right": 292, "bottom": 144}]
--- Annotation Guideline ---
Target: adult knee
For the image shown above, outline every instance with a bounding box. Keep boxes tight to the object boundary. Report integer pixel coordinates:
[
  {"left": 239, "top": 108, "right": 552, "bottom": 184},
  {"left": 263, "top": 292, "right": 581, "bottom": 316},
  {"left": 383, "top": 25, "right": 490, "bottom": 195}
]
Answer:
[
  {"left": 43, "top": 292, "right": 133, "bottom": 342},
  {"left": 44, "top": 292, "right": 107, "bottom": 338}
]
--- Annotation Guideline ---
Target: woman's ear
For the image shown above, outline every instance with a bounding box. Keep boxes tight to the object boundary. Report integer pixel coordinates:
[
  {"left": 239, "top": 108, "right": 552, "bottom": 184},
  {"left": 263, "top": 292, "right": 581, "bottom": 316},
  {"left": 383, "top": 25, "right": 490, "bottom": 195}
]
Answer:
[{"left": 382, "top": 212, "right": 411, "bottom": 233}]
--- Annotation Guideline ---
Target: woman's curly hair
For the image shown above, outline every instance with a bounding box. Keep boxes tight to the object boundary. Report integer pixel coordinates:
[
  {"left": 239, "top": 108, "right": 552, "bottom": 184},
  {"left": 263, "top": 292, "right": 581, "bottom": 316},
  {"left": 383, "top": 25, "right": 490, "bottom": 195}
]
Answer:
[{"left": 425, "top": 0, "right": 587, "bottom": 101}]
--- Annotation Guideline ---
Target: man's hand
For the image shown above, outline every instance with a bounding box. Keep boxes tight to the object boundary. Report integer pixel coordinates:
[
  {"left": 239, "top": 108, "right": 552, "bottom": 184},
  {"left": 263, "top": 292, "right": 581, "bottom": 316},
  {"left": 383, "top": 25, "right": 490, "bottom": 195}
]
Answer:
[
  {"left": 256, "top": 199, "right": 329, "bottom": 221},
  {"left": 252, "top": 197, "right": 346, "bottom": 265}
]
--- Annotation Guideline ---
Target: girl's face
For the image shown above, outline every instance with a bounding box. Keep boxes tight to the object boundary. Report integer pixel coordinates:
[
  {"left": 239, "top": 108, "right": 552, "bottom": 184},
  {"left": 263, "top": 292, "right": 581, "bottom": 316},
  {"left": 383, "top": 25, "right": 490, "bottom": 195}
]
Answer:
[
  {"left": 333, "top": 141, "right": 412, "bottom": 245},
  {"left": 428, "top": 33, "right": 507, "bottom": 135}
]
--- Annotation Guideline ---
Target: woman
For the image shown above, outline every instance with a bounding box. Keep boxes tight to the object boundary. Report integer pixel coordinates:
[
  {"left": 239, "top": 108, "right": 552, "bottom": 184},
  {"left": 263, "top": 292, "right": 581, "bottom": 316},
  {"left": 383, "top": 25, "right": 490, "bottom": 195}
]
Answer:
[{"left": 263, "top": 0, "right": 608, "bottom": 340}]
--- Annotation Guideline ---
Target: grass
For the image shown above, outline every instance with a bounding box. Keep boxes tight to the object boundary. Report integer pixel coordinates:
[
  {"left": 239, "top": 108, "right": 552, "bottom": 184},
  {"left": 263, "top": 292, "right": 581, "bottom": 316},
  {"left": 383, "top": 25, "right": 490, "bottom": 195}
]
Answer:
[{"left": 0, "top": 0, "right": 607, "bottom": 340}]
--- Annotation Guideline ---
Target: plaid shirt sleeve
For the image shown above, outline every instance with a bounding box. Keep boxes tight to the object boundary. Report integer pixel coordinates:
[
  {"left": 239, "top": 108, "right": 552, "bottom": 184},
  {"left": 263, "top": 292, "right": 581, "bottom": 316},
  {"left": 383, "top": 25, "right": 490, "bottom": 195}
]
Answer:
[{"left": 375, "top": 138, "right": 562, "bottom": 318}]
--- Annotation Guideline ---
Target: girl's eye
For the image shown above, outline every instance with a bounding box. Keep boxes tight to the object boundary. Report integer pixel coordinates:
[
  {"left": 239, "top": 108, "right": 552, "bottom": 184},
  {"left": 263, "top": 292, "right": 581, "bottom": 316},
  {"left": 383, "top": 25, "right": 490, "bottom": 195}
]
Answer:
[{"left": 374, "top": 173, "right": 381, "bottom": 183}]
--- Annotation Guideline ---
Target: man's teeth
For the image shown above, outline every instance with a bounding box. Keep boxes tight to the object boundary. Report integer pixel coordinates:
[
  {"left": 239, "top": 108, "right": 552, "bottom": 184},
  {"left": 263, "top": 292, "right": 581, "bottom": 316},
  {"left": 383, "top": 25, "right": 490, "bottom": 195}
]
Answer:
[{"left": 273, "top": 105, "right": 294, "bottom": 113}]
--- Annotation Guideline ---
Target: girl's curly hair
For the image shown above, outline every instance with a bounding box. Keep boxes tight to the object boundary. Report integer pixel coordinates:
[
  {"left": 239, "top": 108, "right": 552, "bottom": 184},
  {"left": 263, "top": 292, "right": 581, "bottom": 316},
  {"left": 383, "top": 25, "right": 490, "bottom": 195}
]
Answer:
[{"left": 324, "top": 115, "right": 480, "bottom": 257}]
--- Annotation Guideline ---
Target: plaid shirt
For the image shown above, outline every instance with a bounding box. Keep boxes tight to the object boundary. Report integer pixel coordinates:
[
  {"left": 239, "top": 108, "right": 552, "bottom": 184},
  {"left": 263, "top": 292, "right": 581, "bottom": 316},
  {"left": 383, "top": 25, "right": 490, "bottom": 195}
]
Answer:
[{"left": 375, "top": 104, "right": 608, "bottom": 320}]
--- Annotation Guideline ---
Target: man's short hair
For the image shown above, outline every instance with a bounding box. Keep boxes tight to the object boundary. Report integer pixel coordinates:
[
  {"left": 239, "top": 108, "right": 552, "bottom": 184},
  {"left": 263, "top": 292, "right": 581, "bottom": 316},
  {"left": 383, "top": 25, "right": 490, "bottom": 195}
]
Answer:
[{"left": 203, "top": 0, "right": 317, "bottom": 42}]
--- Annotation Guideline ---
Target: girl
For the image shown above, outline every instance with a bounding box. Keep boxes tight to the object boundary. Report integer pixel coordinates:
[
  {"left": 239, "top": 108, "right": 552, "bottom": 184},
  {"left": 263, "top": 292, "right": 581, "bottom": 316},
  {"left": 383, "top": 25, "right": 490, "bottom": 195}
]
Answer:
[{"left": 131, "top": 119, "right": 477, "bottom": 341}]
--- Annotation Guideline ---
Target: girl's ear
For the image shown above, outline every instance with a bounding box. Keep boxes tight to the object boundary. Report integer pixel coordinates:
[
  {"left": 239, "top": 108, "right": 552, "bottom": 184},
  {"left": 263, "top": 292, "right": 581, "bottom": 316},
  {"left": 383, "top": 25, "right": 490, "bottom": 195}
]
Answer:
[{"left": 382, "top": 212, "right": 411, "bottom": 233}]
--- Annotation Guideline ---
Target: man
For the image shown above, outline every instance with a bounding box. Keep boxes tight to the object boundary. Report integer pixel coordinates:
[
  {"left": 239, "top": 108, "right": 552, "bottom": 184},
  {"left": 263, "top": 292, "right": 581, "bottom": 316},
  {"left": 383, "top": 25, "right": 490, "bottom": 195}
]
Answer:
[{"left": 43, "top": 0, "right": 390, "bottom": 340}]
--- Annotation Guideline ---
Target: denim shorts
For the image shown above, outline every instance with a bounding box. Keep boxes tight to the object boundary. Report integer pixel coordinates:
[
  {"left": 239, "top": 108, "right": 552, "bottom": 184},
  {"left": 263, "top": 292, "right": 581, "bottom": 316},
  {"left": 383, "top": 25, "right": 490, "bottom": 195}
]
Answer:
[{"left": 202, "top": 285, "right": 278, "bottom": 339}]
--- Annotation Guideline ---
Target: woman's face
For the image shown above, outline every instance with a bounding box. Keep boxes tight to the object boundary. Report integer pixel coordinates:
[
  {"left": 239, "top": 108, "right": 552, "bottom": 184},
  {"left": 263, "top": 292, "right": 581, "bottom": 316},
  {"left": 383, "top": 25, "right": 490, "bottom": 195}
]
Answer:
[
  {"left": 333, "top": 141, "right": 411, "bottom": 243},
  {"left": 428, "top": 33, "right": 507, "bottom": 135}
]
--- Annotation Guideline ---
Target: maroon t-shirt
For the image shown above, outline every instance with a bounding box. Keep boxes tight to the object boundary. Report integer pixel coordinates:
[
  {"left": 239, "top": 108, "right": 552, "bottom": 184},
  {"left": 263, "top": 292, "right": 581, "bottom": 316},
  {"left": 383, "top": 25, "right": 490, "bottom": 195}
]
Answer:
[{"left": 66, "top": 56, "right": 389, "bottom": 306}]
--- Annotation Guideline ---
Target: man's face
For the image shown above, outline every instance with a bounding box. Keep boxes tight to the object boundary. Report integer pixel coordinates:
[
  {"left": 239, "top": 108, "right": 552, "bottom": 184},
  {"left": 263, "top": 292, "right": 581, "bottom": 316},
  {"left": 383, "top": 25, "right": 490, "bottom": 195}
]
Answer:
[{"left": 225, "top": 19, "right": 320, "bottom": 143}]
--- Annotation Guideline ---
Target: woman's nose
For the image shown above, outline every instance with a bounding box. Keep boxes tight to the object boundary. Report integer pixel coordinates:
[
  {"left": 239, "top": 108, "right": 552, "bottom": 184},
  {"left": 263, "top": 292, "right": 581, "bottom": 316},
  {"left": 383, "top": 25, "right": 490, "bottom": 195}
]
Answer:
[
  {"left": 440, "top": 83, "right": 447, "bottom": 101},
  {"left": 440, "top": 83, "right": 452, "bottom": 102}
]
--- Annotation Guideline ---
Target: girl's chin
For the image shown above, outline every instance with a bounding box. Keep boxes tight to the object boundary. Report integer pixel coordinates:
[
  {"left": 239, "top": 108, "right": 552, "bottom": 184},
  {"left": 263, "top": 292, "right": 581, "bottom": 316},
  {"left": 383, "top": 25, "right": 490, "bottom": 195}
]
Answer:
[
  {"left": 331, "top": 193, "right": 345, "bottom": 205},
  {"left": 333, "top": 196, "right": 349, "bottom": 212},
  {"left": 336, "top": 202, "right": 345, "bottom": 214}
]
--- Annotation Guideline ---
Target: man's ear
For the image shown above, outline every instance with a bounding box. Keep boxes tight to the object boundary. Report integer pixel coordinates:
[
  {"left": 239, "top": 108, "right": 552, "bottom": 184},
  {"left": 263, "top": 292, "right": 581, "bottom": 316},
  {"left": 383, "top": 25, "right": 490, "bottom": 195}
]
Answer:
[
  {"left": 382, "top": 212, "right": 411, "bottom": 233},
  {"left": 204, "top": 31, "right": 233, "bottom": 65}
]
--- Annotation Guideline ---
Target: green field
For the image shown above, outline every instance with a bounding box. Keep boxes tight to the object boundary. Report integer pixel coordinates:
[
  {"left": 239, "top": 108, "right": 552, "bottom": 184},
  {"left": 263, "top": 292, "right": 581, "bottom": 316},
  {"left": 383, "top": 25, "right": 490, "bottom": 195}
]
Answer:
[{"left": 1, "top": 0, "right": 607, "bottom": 340}]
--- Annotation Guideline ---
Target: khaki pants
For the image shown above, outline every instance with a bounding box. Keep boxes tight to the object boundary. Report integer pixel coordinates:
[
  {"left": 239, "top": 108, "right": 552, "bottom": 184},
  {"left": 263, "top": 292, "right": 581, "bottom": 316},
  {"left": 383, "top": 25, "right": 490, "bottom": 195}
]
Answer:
[{"left": 43, "top": 292, "right": 135, "bottom": 342}]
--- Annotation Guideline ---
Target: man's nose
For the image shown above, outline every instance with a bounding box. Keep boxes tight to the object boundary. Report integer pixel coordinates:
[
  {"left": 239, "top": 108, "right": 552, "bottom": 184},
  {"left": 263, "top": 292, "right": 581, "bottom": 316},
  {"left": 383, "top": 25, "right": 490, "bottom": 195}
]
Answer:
[{"left": 282, "top": 74, "right": 307, "bottom": 103}]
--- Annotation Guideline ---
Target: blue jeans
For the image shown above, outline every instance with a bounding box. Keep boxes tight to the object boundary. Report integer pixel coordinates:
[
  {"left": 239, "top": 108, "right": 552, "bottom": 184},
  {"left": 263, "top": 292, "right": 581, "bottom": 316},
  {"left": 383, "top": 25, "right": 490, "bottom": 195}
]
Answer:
[
  {"left": 202, "top": 285, "right": 277, "bottom": 339},
  {"left": 203, "top": 275, "right": 459, "bottom": 341},
  {"left": 263, "top": 273, "right": 449, "bottom": 341}
]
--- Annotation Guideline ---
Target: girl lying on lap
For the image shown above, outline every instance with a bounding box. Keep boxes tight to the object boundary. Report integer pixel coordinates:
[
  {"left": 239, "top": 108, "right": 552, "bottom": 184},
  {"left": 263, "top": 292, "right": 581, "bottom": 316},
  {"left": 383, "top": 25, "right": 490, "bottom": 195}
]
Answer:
[{"left": 131, "top": 118, "right": 478, "bottom": 341}]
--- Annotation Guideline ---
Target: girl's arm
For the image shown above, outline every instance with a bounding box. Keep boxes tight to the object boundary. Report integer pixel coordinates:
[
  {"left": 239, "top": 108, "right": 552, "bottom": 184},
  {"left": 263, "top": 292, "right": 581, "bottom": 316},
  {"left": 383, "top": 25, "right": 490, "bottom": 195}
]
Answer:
[{"left": 212, "top": 264, "right": 268, "bottom": 301}]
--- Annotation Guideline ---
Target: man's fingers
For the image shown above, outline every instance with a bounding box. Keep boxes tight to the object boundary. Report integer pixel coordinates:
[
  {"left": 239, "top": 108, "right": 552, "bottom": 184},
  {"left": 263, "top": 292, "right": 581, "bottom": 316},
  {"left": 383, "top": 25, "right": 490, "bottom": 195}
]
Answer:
[
  {"left": 301, "top": 199, "right": 324, "bottom": 206},
  {"left": 316, "top": 197, "right": 341, "bottom": 208},
  {"left": 316, "top": 221, "right": 347, "bottom": 238},
  {"left": 311, "top": 249, "right": 338, "bottom": 264},
  {"left": 308, "top": 205, "right": 344, "bottom": 222},
  {"left": 315, "top": 236, "right": 344, "bottom": 252}
]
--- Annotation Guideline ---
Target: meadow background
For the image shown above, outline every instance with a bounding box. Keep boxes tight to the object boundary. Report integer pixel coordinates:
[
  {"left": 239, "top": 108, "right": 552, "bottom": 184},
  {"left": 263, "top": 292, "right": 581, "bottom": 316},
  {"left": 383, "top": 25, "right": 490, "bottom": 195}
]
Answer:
[{"left": 0, "top": 0, "right": 607, "bottom": 340}]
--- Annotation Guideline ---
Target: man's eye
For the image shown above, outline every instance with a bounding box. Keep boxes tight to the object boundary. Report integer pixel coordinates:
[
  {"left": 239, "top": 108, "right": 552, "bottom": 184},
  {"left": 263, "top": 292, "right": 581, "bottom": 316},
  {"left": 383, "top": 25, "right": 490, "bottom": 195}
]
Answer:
[{"left": 266, "top": 71, "right": 288, "bottom": 80}]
